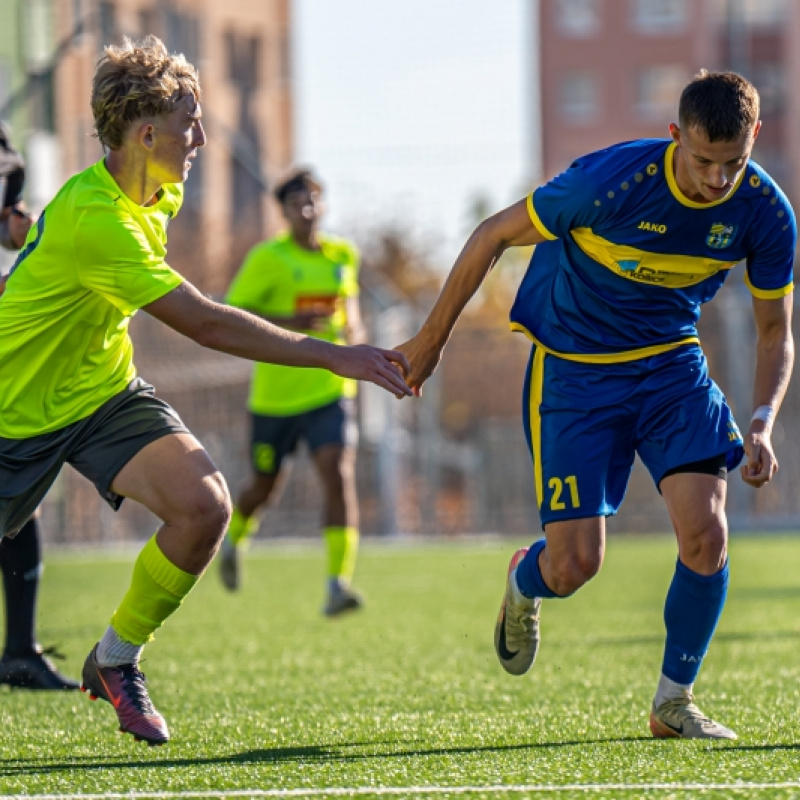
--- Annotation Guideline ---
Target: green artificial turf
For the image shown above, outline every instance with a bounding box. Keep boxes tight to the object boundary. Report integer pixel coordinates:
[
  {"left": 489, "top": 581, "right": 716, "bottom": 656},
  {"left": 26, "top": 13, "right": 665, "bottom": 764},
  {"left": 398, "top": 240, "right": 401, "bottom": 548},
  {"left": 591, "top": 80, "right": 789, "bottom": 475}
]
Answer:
[{"left": 1, "top": 534, "right": 799, "bottom": 798}]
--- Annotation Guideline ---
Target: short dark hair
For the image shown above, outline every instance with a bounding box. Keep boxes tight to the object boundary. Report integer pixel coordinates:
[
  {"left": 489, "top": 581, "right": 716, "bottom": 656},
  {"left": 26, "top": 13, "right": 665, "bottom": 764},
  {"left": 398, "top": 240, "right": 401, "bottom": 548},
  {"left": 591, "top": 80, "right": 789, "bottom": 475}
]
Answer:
[
  {"left": 678, "top": 70, "right": 760, "bottom": 142},
  {"left": 273, "top": 168, "right": 322, "bottom": 205}
]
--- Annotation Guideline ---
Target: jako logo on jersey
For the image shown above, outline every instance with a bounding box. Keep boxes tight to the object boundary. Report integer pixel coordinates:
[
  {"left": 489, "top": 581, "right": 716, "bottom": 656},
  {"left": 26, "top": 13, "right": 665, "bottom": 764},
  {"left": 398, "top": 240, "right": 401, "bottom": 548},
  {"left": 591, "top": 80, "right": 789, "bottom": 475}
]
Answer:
[
  {"left": 706, "top": 223, "right": 738, "bottom": 249},
  {"left": 638, "top": 221, "right": 667, "bottom": 234}
]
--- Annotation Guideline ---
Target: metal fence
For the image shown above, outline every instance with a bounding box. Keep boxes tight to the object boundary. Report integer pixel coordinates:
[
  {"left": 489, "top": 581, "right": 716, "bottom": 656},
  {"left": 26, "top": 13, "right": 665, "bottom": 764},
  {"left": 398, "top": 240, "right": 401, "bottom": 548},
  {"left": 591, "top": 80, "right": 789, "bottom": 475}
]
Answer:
[{"left": 37, "top": 276, "right": 800, "bottom": 546}]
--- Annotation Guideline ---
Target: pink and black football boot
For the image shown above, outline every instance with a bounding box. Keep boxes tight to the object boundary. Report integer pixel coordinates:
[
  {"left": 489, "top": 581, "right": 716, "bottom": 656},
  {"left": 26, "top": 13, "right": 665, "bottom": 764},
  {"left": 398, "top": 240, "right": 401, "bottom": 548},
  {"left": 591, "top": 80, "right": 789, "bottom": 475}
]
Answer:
[{"left": 81, "top": 644, "right": 169, "bottom": 745}]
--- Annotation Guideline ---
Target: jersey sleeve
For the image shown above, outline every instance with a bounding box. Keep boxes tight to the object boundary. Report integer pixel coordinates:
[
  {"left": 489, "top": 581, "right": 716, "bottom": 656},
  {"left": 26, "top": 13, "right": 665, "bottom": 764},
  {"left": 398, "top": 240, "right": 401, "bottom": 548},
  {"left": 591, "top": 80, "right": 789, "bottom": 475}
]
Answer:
[
  {"left": 73, "top": 205, "right": 183, "bottom": 315},
  {"left": 529, "top": 152, "right": 611, "bottom": 240},
  {"left": 744, "top": 192, "right": 796, "bottom": 299}
]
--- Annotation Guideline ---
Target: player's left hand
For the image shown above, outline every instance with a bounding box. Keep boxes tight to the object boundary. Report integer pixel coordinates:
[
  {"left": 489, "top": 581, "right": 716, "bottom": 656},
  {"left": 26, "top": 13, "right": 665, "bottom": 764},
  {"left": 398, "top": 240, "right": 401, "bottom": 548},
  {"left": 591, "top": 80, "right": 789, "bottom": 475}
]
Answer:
[{"left": 740, "top": 426, "right": 779, "bottom": 488}]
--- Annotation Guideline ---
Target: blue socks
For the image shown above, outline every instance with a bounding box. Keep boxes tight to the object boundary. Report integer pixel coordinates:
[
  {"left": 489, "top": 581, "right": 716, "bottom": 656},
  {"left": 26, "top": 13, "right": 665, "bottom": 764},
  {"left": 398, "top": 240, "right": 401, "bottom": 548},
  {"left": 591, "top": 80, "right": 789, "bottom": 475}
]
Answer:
[
  {"left": 662, "top": 558, "right": 729, "bottom": 685},
  {"left": 514, "top": 539, "right": 561, "bottom": 599},
  {"left": 515, "top": 542, "right": 728, "bottom": 688}
]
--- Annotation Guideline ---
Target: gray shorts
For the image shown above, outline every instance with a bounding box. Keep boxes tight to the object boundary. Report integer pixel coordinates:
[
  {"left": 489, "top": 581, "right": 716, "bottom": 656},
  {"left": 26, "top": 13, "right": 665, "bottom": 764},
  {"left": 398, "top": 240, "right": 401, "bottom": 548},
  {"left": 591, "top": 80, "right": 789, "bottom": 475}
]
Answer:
[
  {"left": 0, "top": 377, "right": 188, "bottom": 538},
  {"left": 250, "top": 398, "right": 358, "bottom": 474}
]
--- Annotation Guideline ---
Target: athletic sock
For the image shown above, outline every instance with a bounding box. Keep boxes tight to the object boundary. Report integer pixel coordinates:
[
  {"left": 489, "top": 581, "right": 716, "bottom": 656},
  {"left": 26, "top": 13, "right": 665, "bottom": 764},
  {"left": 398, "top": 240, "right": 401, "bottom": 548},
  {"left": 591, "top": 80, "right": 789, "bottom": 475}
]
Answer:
[
  {"left": 661, "top": 558, "right": 729, "bottom": 685},
  {"left": 324, "top": 526, "right": 359, "bottom": 586},
  {"left": 0, "top": 517, "right": 42, "bottom": 657},
  {"left": 654, "top": 673, "right": 693, "bottom": 709},
  {"left": 106, "top": 534, "right": 198, "bottom": 651},
  {"left": 514, "top": 538, "right": 561, "bottom": 599},
  {"left": 96, "top": 626, "right": 143, "bottom": 667},
  {"left": 226, "top": 506, "right": 259, "bottom": 547}
]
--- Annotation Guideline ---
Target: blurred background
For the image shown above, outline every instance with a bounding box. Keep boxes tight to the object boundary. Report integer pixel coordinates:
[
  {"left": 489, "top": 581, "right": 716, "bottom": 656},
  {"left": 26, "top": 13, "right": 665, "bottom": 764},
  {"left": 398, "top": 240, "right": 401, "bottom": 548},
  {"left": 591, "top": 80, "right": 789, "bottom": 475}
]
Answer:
[{"left": 2, "top": 0, "right": 800, "bottom": 544}]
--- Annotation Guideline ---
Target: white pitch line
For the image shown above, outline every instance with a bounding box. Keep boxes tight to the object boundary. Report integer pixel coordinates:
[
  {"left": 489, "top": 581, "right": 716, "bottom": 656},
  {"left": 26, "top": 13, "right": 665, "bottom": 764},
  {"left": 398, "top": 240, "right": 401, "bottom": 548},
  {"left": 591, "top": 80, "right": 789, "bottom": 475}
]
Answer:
[{"left": 5, "top": 783, "right": 800, "bottom": 799}]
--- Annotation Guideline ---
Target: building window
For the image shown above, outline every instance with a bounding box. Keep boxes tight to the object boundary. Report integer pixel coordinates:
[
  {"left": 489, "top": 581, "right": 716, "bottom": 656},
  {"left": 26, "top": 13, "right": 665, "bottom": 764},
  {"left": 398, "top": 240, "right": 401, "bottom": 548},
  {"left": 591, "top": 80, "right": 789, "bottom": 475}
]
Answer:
[
  {"left": 72, "top": 0, "right": 87, "bottom": 44},
  {"left": 631, "top": 0, "right": 688, "bottom": 34},
  {"left": 635, "top": 64, "right": 688, "bottom": 119},
  {"left": 752, "top": 62, "right": 784, "bottom": 116},
  {"left": 556, "top": 0, "right": 601, "bottom": 38},
  {"left": 98, "top": 1, "right": 117, "bottom": 46},
  {"left": 739, "top": 0, "right": 789, "bottom": 28},
  {"left": 23, "top": 0, "right": 53, "bottom": 72},
  {"left": 166, "top": 10, "right": 200, "bottom": 61},
  {"left": 139, "top": 8, "right": 159, "bottom": 39},
  {"left": 559, "top": 71, "right": 599, "bottom": 122}
]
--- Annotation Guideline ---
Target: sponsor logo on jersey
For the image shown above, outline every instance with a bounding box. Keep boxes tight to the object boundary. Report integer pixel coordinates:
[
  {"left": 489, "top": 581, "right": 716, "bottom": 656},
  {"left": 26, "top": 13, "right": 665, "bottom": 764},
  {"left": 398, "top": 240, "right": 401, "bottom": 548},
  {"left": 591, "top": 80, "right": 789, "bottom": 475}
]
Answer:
[
  {"left": 638, "top": 221, "right": 667, "bottom": 234},
  {"left": 615, "top": 261, "right": 700, "bottom": 284},
  {"left": 706, "top": 223, "right": 738, "bottom": 249}
]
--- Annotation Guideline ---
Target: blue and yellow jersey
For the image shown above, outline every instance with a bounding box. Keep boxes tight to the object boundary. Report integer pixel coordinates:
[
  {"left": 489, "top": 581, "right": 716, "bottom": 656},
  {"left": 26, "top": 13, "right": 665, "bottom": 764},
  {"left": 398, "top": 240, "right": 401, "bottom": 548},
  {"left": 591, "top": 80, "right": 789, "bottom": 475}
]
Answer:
[{"left": 511, "top": 139, "right": 796, "bottom": 362}]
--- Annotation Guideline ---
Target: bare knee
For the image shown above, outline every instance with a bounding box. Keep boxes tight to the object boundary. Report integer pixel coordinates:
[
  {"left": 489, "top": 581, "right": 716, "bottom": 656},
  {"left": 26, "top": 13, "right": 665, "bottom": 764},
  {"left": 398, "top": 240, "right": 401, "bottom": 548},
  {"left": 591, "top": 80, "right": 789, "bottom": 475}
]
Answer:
[
  {"left": 176, "top": 472, "right": 231, "bottom": 546},
  {"left": 678, "top": 520, "right": 727, "bottom": 575}
]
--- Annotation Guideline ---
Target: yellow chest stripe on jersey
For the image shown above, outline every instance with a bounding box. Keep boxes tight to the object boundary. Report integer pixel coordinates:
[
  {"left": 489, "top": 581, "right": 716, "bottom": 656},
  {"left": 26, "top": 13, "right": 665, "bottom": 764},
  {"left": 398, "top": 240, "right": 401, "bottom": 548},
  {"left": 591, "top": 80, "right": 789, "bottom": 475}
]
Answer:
[{"left": 570, "top": 227, "right": 737, "bottom": 288}]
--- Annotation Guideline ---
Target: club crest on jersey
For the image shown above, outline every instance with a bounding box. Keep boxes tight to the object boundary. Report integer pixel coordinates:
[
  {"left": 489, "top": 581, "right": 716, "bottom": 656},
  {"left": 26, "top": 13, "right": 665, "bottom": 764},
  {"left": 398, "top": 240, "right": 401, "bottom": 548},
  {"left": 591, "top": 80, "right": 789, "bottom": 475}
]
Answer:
[{"left": 706, "top": 223, "right": 738, "bottom": 250}]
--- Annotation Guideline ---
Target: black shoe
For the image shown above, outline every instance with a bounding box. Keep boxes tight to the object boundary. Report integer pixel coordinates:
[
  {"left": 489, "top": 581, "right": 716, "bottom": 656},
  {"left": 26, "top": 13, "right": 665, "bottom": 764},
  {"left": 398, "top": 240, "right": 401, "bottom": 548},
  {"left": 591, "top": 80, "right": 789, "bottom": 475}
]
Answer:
[
  {"left": 0, "top": 645, "right": 80, "bottom": 691},
  {"left": 323, "top": 583, "right": 364, "bottom": 617}
]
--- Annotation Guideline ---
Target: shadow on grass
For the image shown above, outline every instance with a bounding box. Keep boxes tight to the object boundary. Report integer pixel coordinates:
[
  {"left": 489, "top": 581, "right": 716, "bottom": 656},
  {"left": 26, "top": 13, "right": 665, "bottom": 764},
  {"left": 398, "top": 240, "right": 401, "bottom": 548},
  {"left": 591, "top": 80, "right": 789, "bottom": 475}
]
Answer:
[
  {"left": 727, "top": 743, "right": 800, "bottom": 752},
  {"left": 0, "top": 736, "right": 654, "bottom": 776},
  {"left": 552, "top": 628, "right": 800, "bottom": 649}
]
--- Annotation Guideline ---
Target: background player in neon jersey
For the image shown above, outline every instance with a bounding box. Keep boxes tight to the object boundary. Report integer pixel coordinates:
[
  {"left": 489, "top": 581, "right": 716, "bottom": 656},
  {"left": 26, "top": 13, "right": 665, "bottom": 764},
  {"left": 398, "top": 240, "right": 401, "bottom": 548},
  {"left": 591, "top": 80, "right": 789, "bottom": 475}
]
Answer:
[
  {"left": 0, "top": 36, "right": 411, "bottom": 745},
  {"left": 398, "top": 70, "right": 794, "bottom": 740},
  {"left": 0, "top": 123, "right": 79, "bottom": 691},
  {"left": 220, "top": 169, "right": 366, "bottom": 617}
]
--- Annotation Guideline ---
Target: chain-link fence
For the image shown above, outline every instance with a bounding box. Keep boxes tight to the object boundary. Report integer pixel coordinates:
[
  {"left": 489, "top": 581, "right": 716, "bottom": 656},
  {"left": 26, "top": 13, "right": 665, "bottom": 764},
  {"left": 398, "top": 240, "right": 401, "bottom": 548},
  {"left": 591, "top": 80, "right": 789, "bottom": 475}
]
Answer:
[{"left": 37, "top": 273, "right": 800, "bottom": 546}]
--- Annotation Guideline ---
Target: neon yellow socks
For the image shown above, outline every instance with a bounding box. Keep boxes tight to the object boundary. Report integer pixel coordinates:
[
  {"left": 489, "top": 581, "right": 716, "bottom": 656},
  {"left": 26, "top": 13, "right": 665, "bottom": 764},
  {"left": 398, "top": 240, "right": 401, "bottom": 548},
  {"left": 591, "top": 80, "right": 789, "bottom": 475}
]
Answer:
[
  {"left": 226, "top": 506, "right": 260, "bottom": 546},
  {"left": 108, "top": 534, "right": 198, "bottom": 648},
  {"left": 324, "top": 526, "right": 359, "bottom": 584}
]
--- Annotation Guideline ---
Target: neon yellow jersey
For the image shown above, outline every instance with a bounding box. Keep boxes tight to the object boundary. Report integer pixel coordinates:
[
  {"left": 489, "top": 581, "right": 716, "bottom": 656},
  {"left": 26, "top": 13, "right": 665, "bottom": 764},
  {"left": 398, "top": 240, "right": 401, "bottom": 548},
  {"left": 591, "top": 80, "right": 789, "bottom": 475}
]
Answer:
[
  {"left": 226, "top": 231, "right": 359, "bottom": 415},
  {"left": 0, "top": 159, "right": 184, "bottom": 437}
]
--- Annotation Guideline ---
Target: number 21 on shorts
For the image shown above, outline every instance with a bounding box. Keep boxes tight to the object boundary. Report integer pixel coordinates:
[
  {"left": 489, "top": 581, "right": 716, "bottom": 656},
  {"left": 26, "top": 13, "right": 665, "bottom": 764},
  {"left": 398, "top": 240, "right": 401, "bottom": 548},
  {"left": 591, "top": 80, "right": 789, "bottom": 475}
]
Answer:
[{"left": 548, "top": 475, "right": 580, "bottom": 511}]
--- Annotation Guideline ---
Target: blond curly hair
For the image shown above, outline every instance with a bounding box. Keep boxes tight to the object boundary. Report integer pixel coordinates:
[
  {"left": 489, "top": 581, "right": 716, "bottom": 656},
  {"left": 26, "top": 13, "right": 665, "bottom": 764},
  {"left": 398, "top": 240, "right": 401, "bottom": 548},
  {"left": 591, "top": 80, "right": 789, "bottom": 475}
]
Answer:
[{"left": 92, "top": 35, "right": 201, "bottom": 150}]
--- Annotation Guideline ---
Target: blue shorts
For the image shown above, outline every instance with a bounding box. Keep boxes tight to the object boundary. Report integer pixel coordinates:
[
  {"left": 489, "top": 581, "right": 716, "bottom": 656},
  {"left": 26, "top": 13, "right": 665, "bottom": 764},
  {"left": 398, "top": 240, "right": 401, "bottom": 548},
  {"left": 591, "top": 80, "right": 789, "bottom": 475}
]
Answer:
[
  {"left": 522, "top": 345, "right": 744, "bottom": 527},
  {"left": 249, "top": 398, "right": 358, "bottom": 475}
]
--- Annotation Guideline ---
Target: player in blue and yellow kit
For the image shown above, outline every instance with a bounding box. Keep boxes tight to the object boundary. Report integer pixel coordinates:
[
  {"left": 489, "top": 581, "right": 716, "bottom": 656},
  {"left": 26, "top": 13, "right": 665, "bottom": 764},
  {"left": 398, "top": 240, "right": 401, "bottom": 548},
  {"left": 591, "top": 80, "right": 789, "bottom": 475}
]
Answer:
[{"left": 399, "top": 71, "right": 794, "bottom": 740}]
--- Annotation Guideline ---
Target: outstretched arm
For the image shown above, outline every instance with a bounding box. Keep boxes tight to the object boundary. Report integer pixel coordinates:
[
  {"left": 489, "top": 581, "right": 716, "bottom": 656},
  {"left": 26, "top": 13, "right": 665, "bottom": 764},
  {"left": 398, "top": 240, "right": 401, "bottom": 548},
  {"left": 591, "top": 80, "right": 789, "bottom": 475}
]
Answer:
[
  {"left": 396, "top": 198, "right": 546, "bottom": 394},
  {"left": 144, "top": 281, "right": 412, "bottom": 398},
  {"left": 740, "top": 293, "right": 794, "bottom": 487}
]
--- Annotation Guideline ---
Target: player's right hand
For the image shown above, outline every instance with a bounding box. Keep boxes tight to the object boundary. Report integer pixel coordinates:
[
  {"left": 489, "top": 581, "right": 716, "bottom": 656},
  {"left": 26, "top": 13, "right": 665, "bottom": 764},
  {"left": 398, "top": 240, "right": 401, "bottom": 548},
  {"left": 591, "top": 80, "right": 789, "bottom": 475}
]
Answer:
[
  {"left": 394, "top": 333, "right": 444, "bottom": 398},
  {"left": 740, "top": 427, "right": 778, "bottom": 488}
]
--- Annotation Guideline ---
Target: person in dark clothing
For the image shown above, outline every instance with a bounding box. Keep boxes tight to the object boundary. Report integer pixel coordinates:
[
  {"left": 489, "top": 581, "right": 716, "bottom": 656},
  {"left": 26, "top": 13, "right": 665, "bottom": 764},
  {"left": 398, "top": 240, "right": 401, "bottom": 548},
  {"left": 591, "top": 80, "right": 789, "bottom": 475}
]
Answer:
[{"left": 0, "top": 122, "right": 79, "bottom": 690}]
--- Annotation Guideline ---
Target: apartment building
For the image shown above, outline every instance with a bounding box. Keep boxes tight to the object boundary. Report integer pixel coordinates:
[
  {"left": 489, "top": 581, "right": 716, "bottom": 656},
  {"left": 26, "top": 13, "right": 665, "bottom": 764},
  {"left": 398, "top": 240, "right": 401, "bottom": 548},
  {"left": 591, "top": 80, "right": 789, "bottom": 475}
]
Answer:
[
  {"left": 0, "top": 0, "right": 293, "bottom": 291},
  {"left": 537, "top": 0, "right": 800, "bottom": 207}
]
